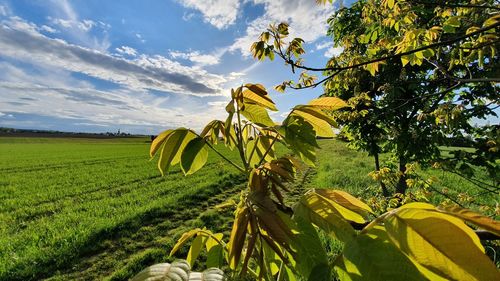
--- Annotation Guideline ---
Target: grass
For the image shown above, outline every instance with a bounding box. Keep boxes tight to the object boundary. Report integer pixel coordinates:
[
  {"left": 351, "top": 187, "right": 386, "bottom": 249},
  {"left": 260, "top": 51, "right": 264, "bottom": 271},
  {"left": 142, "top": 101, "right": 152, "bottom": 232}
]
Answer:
[
  {"left": 314, "top": 140, "right": 498, "bottom": 212},
  {"left": 0, "top": 137, "right": 497, "bottom": 280},
  {"left": 0, "top": 137, "right": 245, "bottom": 280}
]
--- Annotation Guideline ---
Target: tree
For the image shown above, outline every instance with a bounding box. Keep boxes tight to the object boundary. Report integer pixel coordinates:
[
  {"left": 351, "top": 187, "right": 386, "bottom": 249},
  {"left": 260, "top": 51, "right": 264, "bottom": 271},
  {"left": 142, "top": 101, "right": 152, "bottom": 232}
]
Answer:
[{"left": 251, "top": 0, "right": 499, "bottom": 196}]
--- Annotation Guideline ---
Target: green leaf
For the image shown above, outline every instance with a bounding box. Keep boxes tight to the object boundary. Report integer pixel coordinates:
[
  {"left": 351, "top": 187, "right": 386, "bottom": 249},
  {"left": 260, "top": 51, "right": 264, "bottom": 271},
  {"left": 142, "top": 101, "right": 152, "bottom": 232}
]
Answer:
[
  {"left": 282, "top": 116, "right": 318, "bottom": 166},
  {"left": 187, "top": 234, "right": 206, "bottom": 267},
  {"left": 150, "top": 129, "right": 173, "bottom": 157},
  {"left": 240, "top": 103, "right": 275, "bottom": 127},
  {"left": 384, "top": 208, "right": 500, "bottom": 280},
  {"left": 180, "top": 137, "right": 208, "bottom": 175},
  {"left": 284, "top": 211, "right": 330, "bottom": 281},
  {"left": 158, "top": 129, "right": 197, "bottom": 175},
  {"left": 337, "top": 225, "right": 426, "bottom": 281}
]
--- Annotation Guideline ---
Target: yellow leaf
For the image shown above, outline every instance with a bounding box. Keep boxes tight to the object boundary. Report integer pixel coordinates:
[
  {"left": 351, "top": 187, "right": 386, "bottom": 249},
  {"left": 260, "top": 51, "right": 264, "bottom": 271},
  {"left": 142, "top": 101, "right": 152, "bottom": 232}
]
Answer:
[
  {"left": 304, "top": 190, "right": 367, "bottom": 224},
  {"left": 228, "top": 206, "right": 249, "bottom": 269},
  {"left": 244, "top": 83, "right": 268, "bottom": 96},
  {"left": 296, "top": 194, "right": 356, "bottom": 242},
  {"left": 385, "top": 208, "right": 500, "bottom": 281},
  {"left": 308, "top": 97, "right": 347, "bottom": 110},
  {"left": 150, "top": 129, "right": 173, "bottom": 157},
  {"left": 292, "top": 106, "right": 335, "bottom": 137},
  {"left": 170, "top": 228, "right": 202, "bottom": 256},
  {"left": 437, "top": 205, "right": 500, "bottom": 236},
  {"left": 242, "top": 89, "right": 277, "bottom": 111},
  {"left": 157, "top": 129, "right": 196, "bottom": 175},
  {"left": 314, "top": 189, "right": 374, "bottom": 216}
]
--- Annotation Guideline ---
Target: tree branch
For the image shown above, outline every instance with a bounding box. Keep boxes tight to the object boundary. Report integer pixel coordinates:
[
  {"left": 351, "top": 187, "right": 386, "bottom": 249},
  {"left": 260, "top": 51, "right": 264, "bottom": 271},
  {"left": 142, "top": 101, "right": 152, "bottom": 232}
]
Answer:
[{"left": 276, "top": 22, "right": 500, "bottom": 73}]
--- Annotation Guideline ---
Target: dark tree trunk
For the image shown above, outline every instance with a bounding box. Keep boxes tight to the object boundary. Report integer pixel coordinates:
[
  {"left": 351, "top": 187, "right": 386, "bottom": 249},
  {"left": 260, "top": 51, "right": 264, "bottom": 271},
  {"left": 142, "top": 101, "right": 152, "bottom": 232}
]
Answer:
[
  {"left": 374, "top": 152, "right": 389, "bottom": 196},
  {"left": 396, "top": 156, "right": 408, "bottom": 194}
]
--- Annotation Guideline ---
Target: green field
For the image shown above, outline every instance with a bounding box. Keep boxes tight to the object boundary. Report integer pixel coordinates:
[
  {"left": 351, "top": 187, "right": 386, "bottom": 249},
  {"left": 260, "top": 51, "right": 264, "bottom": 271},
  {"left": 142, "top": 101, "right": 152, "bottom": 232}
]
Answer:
[{"left": 0, "top": 137, "right": 496, "bottom": 280}]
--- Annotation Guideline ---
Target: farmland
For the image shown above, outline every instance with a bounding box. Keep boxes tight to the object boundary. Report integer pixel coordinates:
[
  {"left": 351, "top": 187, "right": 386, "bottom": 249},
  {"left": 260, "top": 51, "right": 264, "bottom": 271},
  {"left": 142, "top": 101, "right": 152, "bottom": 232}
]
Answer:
[{"left": 0, "top": 137, "right": 497, "bottom": 280}]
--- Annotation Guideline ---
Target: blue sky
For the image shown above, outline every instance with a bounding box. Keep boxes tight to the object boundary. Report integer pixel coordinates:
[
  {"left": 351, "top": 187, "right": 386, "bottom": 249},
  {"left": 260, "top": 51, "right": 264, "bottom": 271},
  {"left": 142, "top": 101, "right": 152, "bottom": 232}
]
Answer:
[{"left": 0, "top": 0, "right": 348, "bottom": 134}]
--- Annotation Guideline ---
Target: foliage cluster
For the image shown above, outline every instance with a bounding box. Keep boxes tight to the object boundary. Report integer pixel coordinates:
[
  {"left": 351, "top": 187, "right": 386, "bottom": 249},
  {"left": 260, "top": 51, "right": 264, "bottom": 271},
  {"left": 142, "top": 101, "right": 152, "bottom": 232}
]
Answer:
[{"left": 145, "top": 84, "right": 500, "bottom": 281}]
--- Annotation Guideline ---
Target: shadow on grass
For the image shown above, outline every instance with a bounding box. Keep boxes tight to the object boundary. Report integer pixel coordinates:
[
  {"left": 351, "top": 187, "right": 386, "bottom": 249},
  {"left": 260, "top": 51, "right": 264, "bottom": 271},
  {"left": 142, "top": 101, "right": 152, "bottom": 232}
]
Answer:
[{"left": 6, "top": 173, "right": 246, "bottom": 281}]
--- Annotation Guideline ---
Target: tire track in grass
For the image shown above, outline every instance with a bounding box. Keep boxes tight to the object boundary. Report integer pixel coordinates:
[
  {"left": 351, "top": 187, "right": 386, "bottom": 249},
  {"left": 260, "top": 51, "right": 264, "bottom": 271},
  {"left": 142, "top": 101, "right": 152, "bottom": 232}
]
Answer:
[
  {"left": 4, "top": 163, "right": 222, "bottom": 222},
  {"left": 45, "top": 167, "right": 316, "bottom": 281},
  {"left": 2, "top": 174, "right": 246, "bottom": 281},
  {"left": 0, "top": 156, "right": 145, "bottom": 174}
]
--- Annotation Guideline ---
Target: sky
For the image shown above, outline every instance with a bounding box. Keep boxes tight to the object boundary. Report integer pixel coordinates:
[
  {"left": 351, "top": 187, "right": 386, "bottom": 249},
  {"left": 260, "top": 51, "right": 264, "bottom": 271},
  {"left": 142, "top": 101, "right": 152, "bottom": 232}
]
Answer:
[{"left": 0, "top": 0, "right": 350, "bottom": 135}]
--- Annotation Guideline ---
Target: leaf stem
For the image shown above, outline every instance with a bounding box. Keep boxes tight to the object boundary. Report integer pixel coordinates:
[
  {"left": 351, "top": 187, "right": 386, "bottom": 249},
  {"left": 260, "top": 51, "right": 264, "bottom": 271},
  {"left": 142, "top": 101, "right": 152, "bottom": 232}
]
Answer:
[{"left": 204, "top": 141, "right": 246, "bottom": 174}]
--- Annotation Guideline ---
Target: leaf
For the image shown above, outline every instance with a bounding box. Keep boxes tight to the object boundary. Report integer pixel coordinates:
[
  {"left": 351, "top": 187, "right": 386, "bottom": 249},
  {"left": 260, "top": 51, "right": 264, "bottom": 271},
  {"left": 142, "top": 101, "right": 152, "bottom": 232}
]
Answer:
[
  {"left": 198, "top": 268, "right": 225, "bottom": 281},
  {"left": 131, "top": 260, "right": 190, "bottom": 281},
  {"left": 150, "top": 129, "right": 173, "bottom": 157},
  {"left": 243, "top": 89, "right": 277, "bottom": 111},
  {"left": 294, "top": 197, "right": 356, "bottom": 243},
  {"left": 240, "top": 103, "right": 275, "bottom": 127},
  {"left": 288, "top": 210, "right": 331, "bottom": 281},
  {"left": 187, "top": 234, "right": 206, "bottom": 267},
  {"left": 157, "top": 129, "right": 197, "bottom": 175},
  {"left": 302, "top": 190, "right": 366, "bottom": 224},
  {"left": 292, "top": 106, "right": 335, "bottom": 138},
  {"left": 206, "top": 244, "right": 224, "bottom": 268},
  {"left": 180, "top": 137, "right": 208, "bottom": 175},
  {"left": 308, "top": 97, "right": 347, "bottom": 110},
  {"left": 384, "top": 208, "right": 500, "bottom": 281},
  {"left": 245, "top": 83, "right": 268, "bottom": 96},
  {"left": 436, "top": 205, "right": 500, "bottom": 236},
  {"left": 228, "top": 206, "right": 250, "bottom": 269},
  {"left": 282, "top": 116, "right": 318, "bottom": 166},
  {"left": 170, "top": 228, "right": 202, "bottom": 256},
  {"left": 337, "top": 225, "right": 426, "bottom": 281},
  {"left": 314, "top": 189, "right": 374, "bottom": 217}
]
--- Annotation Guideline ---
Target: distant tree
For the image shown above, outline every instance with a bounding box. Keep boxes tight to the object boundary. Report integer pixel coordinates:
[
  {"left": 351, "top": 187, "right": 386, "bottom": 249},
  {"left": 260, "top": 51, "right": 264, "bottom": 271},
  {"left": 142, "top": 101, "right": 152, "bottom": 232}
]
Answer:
[{"left": 251, "top": 0, "right": 499, "bottom": 195}]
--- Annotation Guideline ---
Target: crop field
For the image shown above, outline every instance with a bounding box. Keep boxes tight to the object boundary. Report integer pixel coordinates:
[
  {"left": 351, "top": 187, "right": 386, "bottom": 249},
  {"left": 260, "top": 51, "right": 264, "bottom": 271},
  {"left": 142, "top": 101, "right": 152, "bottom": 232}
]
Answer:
[
  {"left": 0, "top": 137, "right": 497, "bottom": 280},
  {"left": 0, "top": 137, "right": 247, "bottom": 281}
]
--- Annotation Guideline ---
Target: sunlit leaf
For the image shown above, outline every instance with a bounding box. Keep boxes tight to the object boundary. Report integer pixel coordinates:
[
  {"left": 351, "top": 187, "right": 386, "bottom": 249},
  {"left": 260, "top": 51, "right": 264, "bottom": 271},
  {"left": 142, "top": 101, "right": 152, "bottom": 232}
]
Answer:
[
  {"left": 150, "top": 129, "right": 173, "bottom": 157},
  {"left": 308, "top": 97, "right": 347, "bottom": 110},
  {"left": 157, "top": 129, "right": 197, "bottom": 175},
  {"left": 180, "top": 137, "right": 208, "bottom": 175},
  {"left": 187, "top": 234, "right": 206, "bottom": 266},
  {"left": 240, "top": 103, "right": 275, "bottom": 127},
  {"left": 337, "top": 225, "right": 426, "bottom": 281},
  {"left": 243, "top": 89, "right": 278, "bottom": 111},
  {"left": 294, "top": 197, "right": 356, "bottom": 243},
  {"left": 384, "top": 208, "right": 500, "bottom": 280},
  {"left": 436, "top": 205, "right": 500, "bottom": 236},
  {"left": 228, "top": 206, "right": 250, "bottom": 269}
]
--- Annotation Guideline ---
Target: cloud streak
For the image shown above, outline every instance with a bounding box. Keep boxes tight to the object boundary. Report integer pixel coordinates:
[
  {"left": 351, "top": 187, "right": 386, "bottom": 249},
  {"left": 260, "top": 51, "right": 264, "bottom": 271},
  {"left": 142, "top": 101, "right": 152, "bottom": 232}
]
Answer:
[{"left": 0, "top": 18, "right": 226, "bottom": 95}]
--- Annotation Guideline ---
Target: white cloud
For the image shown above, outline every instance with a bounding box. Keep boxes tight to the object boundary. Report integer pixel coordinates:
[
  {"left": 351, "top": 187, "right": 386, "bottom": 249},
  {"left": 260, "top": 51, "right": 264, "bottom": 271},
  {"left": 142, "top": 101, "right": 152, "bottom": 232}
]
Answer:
[
  {"left": 0, "top": 5, "right": 9, "bottom": 16},
  {"left": 176, "top": 0, "right": 240, "bottom": 29},
  {"left": 0, "top": 62, "right": 230, "bottom": 133},
  {"left": 169, "top": 50, "right": 221, "bottom": 66},
  {"left": 324, "top": 46, "right": 343, "bottom": 57},
  {"left": 230, "top": 0, "right": 336, "bottom": 56},
  {"left": 40, "top": 25, "right": 57, "bottom": 33},
  {"left": 0, "top": 17, "right": 230, "bottom": 96},
  {"left": 115, "top": 46, "right": 137, "bottom": 57},
  {"left": 45, "top": 0, "right": 110, "bottom": 51},
  {"left": 135, "top": 33, "right": 146, "bottom": 43},
  {"left": 49, "top": 18, "right": 96, "bottom": 32},
  {"left": 316, "top": 41, "right": 332, "bottom": 50}
]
